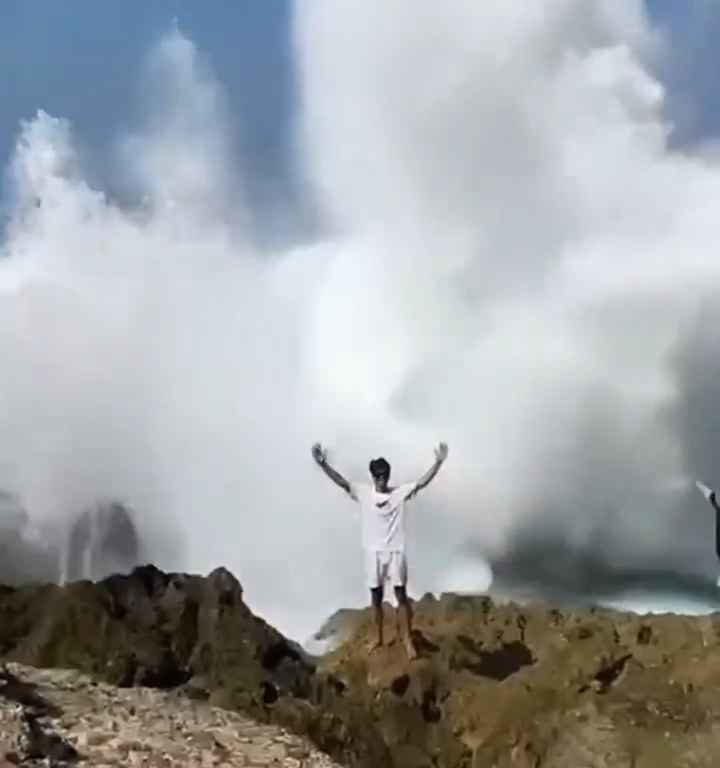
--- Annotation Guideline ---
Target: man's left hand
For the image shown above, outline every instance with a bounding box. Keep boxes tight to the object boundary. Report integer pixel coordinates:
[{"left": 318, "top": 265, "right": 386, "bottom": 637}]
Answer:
[{"left": 434, "top": 442, "right": 448, "bottom": 463}]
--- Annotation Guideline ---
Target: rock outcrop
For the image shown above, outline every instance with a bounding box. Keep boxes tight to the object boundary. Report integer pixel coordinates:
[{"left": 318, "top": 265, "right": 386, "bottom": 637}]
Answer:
[
  {"left": 4, "top": 567, "right": 720, "bottom": 767},
  {"left": 0, "top": 565, "right": 388, "bottom": 767},
  {"left": 318, "top": 594, "right": 720, "bottom": 767}
]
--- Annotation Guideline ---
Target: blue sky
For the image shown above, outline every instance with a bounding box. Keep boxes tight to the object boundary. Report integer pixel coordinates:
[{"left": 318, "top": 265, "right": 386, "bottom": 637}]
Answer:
[
  {"left": 0, "top": 1, "right": 718, "bottom": 230},
  {"left": 646, "top": 0, "right": 720, "bottom": 145},
  {"left": 0, "top": 0, "right": 295, "bottom": 234}
]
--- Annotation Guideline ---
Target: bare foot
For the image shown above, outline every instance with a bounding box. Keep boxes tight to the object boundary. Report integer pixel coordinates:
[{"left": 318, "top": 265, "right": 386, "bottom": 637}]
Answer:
[{"left": 404, "top": 636, "right": 418, "bottom": 660}]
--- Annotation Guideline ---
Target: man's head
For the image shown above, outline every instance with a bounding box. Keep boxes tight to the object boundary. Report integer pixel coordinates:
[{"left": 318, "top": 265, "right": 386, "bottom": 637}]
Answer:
[{"left": 369, "top": 457, "right": 391, "bottom": 491}]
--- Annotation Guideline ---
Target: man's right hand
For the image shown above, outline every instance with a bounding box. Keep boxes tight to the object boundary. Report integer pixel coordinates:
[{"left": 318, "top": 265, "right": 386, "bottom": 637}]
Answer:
[
  {"left": 312, "top": 444, "right": 353, "bottom": 496},
  {"left": 312, "top": 443, "right": 327, "bottom": 466}
]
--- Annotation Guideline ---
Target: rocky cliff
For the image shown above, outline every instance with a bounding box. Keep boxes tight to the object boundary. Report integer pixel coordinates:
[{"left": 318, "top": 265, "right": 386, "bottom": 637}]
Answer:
[{"left": 3, "top": 567, "right": 720, "bottom": 767}]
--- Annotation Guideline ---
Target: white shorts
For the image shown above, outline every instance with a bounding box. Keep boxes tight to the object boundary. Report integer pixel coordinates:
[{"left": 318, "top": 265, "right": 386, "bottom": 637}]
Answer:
[{"left": 365, "top": 550, "right": 408, "bottom": 589}]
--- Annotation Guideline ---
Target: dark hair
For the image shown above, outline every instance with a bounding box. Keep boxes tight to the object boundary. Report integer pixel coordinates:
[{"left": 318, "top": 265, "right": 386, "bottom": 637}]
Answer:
[{"left": 369, "top": 457, "right": 391, "bottom": 478}]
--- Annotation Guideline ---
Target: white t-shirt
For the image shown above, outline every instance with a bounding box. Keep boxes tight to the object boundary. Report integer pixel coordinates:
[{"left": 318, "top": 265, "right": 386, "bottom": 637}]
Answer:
[{"left": 350, "top": 482, "right": 417, "bottom": 553}]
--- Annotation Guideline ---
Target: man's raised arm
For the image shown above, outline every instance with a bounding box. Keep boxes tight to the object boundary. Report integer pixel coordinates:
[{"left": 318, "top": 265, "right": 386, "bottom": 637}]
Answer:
[
  {"left": 407, "top": 442, "right": 448, "bottom": 500},
  {"left": 312, "top": 443, "right": 355, "bottom": 498}
]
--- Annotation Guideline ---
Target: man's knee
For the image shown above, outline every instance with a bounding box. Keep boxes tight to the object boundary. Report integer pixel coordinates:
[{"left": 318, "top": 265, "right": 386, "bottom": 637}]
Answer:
[
  {"left": 370, "top": 586, "right": 383, "bottom": 607},
  {"left": 394, "top": 585, "right": 409, "bottom": 605}
]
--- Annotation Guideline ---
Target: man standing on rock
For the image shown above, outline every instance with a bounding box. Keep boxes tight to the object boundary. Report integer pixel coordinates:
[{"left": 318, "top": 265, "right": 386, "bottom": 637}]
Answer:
[{"left": 312, "top": 441, "right": 449, "bottom": 659}]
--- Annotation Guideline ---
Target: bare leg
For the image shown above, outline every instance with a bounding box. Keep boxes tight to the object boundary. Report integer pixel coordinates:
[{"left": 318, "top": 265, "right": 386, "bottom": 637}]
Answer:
[
  {"left": 395, "top": 586, "right": 417, "bottom": 660},
  {"left": 368, "top": 586, "right": 384, "bottom": 653}
]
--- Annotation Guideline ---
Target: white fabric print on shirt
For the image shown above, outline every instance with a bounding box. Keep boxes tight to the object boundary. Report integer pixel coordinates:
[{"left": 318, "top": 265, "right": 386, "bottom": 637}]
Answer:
[{"left": 350, "top": 482, "right": 417, "bottom": 552}]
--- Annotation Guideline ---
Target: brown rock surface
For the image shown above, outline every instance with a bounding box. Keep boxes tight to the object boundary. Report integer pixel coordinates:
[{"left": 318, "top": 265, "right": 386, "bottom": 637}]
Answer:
[
  {"left": 318, "top": 593, "right": 720, "bottom": 767},
  {"left": 4, "top": 567, "right": 720, "bottom": 767},
  {"left": 0, "top": 566, "right": 388, "bottom": 768}
]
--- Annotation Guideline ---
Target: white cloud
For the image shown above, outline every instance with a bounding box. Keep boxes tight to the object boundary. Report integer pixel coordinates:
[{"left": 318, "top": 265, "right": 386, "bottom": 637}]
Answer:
[{"left": 3, "top": 6, "right": 720, "bottom": 638}]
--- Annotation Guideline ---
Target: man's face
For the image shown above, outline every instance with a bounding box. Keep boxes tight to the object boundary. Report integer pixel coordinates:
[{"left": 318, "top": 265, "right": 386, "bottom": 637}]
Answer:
[{"left": 372, "top": 472, "right": 390, "bottom": 492}]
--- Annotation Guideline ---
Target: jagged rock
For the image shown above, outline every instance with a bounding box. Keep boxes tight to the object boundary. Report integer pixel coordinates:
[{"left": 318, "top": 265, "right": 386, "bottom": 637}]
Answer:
[
  {"left": 7, "top": 567, "right": 720, "bottom": 766},
  {"left": 314, "top": 596, "right": 720, "bottom": 767},
  {"left": 0, "top": 565, "right": 389, "bottom": 768},
  {"left": 0, "top": 564, "right": 314, "bottom": 697}
]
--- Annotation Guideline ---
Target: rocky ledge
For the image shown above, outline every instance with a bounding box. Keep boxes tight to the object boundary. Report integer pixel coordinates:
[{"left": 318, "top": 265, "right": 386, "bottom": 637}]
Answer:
[{"left": 3, "top": 567, "right": 720, "bottom": 767}]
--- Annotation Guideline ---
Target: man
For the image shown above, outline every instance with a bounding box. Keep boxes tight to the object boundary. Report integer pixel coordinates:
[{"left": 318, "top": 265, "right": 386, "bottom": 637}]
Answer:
[
  {"left": 696, "top": 480, "right": 720, "bottom": 565},
  {"left": 312, "top": 441, "right": 448, "bottom": 658}
]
